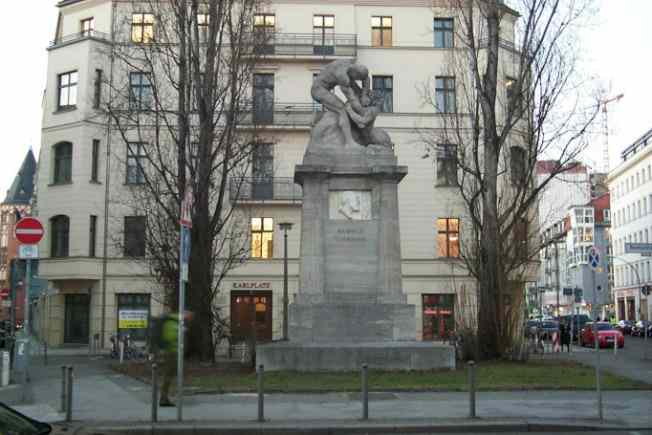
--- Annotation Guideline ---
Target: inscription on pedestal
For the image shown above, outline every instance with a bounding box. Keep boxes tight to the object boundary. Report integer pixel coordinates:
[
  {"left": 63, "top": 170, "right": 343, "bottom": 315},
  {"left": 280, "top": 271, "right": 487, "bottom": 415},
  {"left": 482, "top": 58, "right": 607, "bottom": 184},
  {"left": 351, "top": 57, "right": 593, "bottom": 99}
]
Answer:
[
  {"left": 329, "top": 191, "right": 372, "bottom": 221},
  {"left": 325, "top": 221, "right": 378, "bottom": 295}
]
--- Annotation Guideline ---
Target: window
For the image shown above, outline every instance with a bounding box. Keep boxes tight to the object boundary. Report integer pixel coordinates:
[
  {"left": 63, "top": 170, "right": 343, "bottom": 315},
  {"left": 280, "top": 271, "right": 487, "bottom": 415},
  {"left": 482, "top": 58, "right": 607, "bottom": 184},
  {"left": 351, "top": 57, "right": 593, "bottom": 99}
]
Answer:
[
  {"left": 603, "top": 209, "right": 610, "bottom": 223},
  {"left": 422, "top": 294, "right": 455, "bottom": 340},
  {"left": 312, "top": 73, "right": 323, "bottom": 112},
  {"left": 131, "top": 13, "right": 154, "bottom": 43},
  {"left": 251, "top": 217, "right": 273, "bottom": 258},
  {"left": 252, "top": 143, "right": 273, "bottom": 199},
  {"left": 435, "top": 76, "right": 456, "bottom": 113},
  {"left": 89, "top": 215, "right": 97, "bottom": 257},
  {"left": 57, "top": 71, "right": 78, "bottom": 110},
  {"left": 93, "top": 69, "right": 103, "bottom": 109},
  {"left": 505, "top": 77, "right": 521, "bottom": 114},
  {"left": 91, "top": 139, "right": 100, "bottom": 182},
  {"left": 197, "top": 13, "right": 210, "bottom": 41},
  {"left": 253, "top": 13, "right": 275, "bottom": 54},
  {"left": 126, "top": 143, "right": 146, "bottom": 184},
  {"left": 129, "top": 72, "right": 152, "bottom": 110},
  {"left": 50, "top": 215, "right": 70, "bottom": 258},
  {"left": 433, "top": 18, "right": 453, "bottom": 48},
  {"left": 371, "top": 16, "right": 392, "bottom": 47},
  {"left": 53, "top": 142, "right": 72, "bottom": 184},
  {"left": 80, "top": 17, "right": 95, "bottom": 36},
  {"left": 372, "top": 76, "right": 393, "bottom": 113},
  {"left": 124, "top": 216, "right": 146, "bottom": 257},
  {"left": 253, "top": 73, "right": 274, "bottom": 124},
  {"left": 514, "top": 219, "right": 528, "bottom": 261},
  {"left": 313, "top": 14, "right": 335, "bottom": 55},
  {"left": 436, "top": 144, "right": 457, "bottom": 186},
  {"left": 437, "top": 218, "right": 460, "bottom": 258},
  {"left": 510, "top": 146, "right": 526, "bottom": 185}
]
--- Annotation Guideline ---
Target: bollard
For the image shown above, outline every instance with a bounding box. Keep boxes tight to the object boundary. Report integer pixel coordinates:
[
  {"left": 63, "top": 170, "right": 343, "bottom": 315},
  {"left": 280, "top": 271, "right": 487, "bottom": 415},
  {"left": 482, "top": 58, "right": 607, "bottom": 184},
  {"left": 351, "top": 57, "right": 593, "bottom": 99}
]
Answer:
[
  {"left": 43, "top": 342, "right": 48, "bottom": 366},
  {"left": 65, "top": 366, "right": 73, "bottom": 423},
  {"left": 257, "top": 364, "right": 264, "bottom": 422},
  {"left": 60, "top": 366, "right": 67, "bottom": 413},
  {"left": 119, "top": 339, "right": 124, "bottom": 364},
  {"left": 151, "top": 363, "right": 158, "bottom": 422},
  {"left": 468, "top": 361, "right": 476, "bottom": 418},
  {"left": 613, "top": 338, "right": 617, "bottom": 356},
  {"left": 361, "top": 364, "right": 369, "bottom": 420}
]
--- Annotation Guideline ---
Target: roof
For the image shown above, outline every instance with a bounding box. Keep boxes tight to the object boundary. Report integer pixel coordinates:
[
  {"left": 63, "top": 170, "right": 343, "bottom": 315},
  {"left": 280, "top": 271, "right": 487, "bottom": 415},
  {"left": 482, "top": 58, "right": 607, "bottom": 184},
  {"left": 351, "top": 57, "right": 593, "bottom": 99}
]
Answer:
[
  {"left": 536, "top": 160, "right": 587, "bottom": 175},
  {"left": 3, "top": 150, "right": 36, "bottom": 205},
  {"left": 56, "top": 0, "right": 85, "bottom": 6}
]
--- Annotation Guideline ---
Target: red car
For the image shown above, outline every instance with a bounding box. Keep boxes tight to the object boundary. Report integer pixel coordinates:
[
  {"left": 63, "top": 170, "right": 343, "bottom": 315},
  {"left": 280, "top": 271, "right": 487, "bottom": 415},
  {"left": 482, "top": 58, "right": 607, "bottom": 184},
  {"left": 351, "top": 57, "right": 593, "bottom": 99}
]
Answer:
[{"left": 580, "top": 322, "right": 624, "bottom": 348}]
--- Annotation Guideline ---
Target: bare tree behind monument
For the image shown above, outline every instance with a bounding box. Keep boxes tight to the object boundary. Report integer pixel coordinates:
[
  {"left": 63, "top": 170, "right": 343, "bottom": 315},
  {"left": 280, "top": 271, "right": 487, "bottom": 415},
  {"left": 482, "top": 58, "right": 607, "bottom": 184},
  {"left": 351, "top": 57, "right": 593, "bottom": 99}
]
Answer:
[
  {"left": 424, "top": 0, "right": 600, "bottom": 358},
  {"left": 104, "top": 0, "right": 266, "bottom": 361}
]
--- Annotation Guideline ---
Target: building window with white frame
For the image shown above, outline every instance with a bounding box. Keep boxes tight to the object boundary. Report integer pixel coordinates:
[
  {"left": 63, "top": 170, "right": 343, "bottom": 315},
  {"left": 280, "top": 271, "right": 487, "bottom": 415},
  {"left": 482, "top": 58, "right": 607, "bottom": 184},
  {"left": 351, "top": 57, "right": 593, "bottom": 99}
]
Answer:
[
  {"left": 371, "top": 16, "right": 392, "bottom": 47},
  {"left": 129, "top": 72, "right": 153, "bottom": 110},
  {"left": 372, "top": 75, "right": 393, "bottom": 113},
  {"left": 436, "top": 144, "right": 457, "bottom": 186},
  {"left": 197, "top": 13, "right": 209, "bottom": 41},
  {"left": 126, "top": 143, "right": 146, "bottom": 184},
  {"left": 53, "top": 142, "right": 73, "bottom": 184},
  {"left": 313, "top": 14, "right": 335, "bottom": 55},
  {"left": 57, "top": 71, "right": 78, "bottom": 110},
  {"left": 435, "top": 76, "right": 456, "bottom": 113},
  {"left": 124, "top": 216, "right": 146, "bottom": 257},
  {"left": 80, "top": 17, "right": 95, "bottom": 36},
  {"left": 433, "top": 18, "right": 454, "bottom": 48}
]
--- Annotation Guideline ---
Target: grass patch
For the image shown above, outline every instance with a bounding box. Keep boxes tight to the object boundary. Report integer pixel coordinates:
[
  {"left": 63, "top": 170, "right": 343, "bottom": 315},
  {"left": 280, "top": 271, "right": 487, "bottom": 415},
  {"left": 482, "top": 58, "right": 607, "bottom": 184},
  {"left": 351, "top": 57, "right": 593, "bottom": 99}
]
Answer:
[
  {"left": 111, "top": 359, "right": 649, "bottom": 393},
  {"left": 178, "top": 360, "right": 649, "bottom": 393}
]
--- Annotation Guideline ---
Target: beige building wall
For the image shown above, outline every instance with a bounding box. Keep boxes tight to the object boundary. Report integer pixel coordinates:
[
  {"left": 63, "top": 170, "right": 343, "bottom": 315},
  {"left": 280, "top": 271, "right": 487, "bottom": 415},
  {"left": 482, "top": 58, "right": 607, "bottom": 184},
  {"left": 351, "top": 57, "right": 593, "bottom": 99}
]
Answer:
[{"left": 37, "top": 0, "right": 520, "bottom": 348}]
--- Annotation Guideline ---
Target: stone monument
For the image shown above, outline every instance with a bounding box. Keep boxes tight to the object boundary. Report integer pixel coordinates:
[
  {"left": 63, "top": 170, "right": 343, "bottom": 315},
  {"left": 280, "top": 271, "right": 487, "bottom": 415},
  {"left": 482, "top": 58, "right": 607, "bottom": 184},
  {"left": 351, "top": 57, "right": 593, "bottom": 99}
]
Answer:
[{"left": 257, "top": 60, "right": 454, "bottom": 371}]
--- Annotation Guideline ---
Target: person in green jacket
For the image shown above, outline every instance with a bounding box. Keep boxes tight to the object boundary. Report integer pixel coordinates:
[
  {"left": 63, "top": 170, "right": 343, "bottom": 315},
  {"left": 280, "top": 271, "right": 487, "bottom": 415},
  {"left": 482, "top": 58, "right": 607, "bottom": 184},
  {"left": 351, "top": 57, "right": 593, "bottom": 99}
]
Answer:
[{"left": 158, "top": 311, "right": 193, "bottom": 407}]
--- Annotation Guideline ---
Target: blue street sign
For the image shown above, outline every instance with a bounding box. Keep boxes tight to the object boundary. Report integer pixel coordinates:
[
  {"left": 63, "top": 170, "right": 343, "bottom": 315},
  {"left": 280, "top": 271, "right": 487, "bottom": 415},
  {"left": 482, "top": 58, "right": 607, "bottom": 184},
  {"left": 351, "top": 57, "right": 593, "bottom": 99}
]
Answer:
[
  {"left": 180, "top": 225, "right": 191, "bottom": 282},
  {"left": 587, "top": 246, "right": 600, "bottom": 270}
]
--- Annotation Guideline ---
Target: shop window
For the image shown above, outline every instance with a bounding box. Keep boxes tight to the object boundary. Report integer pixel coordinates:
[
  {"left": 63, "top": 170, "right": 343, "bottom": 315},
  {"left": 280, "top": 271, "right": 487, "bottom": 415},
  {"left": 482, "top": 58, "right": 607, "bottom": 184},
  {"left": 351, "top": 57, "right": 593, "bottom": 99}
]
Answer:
[
  {"left": 422, "top": 294, "right": 455, "bottom": 340},
  {"left": 117, "top": 293, "right": 151, "bottom": 341}
]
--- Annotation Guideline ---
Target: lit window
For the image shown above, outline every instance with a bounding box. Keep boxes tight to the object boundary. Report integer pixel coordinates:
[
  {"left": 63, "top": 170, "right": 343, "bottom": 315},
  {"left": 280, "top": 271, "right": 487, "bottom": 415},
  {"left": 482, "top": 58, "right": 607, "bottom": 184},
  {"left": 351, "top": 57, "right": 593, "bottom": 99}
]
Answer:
[
  {"left": 437, "top": 218, "right": 459, "bottom": 258},
  {"left": 132, "top": 13, "right": 154, "bottom": 43},
  {"left": 197, "top": 13, "right": 209, "bottom": 41},
  {"left": 251, "top": 217, "right": 273, "bottom": 258},
  {"left": 57, "top": 71, "right": 78, "bottom": 109},
  {"left": 371, "top": 16, "right": 392, "bottom": 47},
  {"left": 253, "top": 13, "right": 275, "bottom": 54}
]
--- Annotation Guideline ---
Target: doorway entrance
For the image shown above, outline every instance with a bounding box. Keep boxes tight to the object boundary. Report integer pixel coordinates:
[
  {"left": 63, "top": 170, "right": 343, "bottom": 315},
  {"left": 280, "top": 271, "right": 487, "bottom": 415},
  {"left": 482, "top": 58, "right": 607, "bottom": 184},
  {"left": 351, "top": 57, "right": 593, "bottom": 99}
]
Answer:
[
  {"left": 64, "top": 294, "right": 90, "bottom": 344},
  {"left": 230, "top": 291, "right": 273, "bottom": 343}
]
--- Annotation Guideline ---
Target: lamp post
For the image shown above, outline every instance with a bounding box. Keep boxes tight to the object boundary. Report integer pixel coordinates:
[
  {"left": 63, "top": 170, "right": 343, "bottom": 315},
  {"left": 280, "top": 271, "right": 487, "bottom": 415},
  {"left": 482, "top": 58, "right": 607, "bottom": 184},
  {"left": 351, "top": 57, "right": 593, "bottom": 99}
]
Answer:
[{"left": 279, "top": 222, "right": 294, "bottom": 341}]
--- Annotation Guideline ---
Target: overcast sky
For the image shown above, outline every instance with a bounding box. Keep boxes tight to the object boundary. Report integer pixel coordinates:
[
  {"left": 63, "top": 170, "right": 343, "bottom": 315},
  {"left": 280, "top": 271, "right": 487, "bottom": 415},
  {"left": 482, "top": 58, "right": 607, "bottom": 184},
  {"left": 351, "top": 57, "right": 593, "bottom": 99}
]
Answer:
[{"left": 0, "top": 1, "right": 650, "bottom": 198}]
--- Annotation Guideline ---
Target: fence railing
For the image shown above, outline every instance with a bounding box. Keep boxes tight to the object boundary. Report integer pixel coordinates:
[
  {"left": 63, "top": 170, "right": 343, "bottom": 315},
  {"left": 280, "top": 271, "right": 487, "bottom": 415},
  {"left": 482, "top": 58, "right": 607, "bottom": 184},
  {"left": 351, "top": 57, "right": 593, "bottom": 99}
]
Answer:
[
  {"left": 251, "top": 32, "right": 357, "bottom": 58},
  {"left": 239, "top": 102, "right": 320, "bottom": 127},
  {"left": 50, "top": 30, "right": 111, "bottom": 48},
  {"left": 229, "top": 177, "right": 303, "bottom": 202}
]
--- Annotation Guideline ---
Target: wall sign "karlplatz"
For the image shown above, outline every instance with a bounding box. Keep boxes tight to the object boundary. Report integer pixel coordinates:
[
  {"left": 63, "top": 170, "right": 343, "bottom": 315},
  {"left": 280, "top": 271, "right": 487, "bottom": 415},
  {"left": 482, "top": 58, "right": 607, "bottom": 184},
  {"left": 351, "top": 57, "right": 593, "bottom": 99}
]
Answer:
[{"left": 232, "top": 282, "right": 272, "bottom": 289}]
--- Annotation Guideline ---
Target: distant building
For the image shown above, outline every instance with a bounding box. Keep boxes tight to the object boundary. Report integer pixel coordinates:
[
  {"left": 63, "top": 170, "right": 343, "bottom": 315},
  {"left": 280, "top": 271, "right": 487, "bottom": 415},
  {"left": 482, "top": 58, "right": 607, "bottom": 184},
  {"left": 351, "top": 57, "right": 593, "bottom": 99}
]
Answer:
[
  {"left": 0, "top": 150, "right": 37, "bottom": 325},
  {"left": 608, "top": 127, "right": 652, "bottom": 322}
]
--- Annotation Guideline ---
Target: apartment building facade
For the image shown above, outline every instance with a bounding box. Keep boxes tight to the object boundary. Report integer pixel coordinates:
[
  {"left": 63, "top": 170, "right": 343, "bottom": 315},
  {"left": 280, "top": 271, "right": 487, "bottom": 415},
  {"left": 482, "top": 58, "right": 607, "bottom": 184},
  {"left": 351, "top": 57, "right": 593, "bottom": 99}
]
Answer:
[
  {"left": 608, "top": 127, "right": 652, "bottom": 322},
  {"left": 37, "top": 0, "right": 523, "bottom": 348}
]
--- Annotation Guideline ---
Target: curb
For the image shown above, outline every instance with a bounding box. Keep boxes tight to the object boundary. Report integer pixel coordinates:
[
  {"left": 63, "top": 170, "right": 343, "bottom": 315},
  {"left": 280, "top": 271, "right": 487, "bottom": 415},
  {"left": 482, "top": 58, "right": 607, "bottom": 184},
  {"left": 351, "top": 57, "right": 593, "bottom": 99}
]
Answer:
[{"left": 71, "top": 418, "right": 652, "bottom": 434}]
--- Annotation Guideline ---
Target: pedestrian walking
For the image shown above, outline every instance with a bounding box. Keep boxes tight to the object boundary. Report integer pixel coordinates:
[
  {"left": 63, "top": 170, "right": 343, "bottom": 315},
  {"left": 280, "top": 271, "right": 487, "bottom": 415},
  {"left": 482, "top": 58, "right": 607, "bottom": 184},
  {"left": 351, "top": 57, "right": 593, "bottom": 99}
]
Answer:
[
  {"left": 154, "top": 311, "right": 193, "bottom": 407},
  {"left": 560, "top": 322, "right": 571, "bottom": 352}
]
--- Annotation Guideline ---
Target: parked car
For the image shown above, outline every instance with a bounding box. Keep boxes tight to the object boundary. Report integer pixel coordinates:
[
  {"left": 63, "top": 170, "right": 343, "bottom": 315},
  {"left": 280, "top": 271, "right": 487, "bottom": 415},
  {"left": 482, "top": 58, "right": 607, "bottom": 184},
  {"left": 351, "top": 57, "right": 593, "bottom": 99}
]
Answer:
[
  {"left": 0, "top": 402, "right": 51, "bottom": 434},
  {"left": 559, "top": 314, "right": 592, "bottom": 339},
  {"left": 632, "top": 320, "right": 652, "bottom": 337},
  {"left": 580, "top": 322, "right": 624, "bottom": 348},
  {"left": 617, "top": 319, "right": 634, "bottom": 335},
  {"left": 524, "top": 320, "right": 559, "bottom": 340}
]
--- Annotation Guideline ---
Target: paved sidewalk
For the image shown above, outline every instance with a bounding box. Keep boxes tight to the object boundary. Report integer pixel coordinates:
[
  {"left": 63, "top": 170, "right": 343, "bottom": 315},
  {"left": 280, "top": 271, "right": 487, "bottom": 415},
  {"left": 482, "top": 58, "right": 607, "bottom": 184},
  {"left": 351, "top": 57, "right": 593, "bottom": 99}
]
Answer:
[{"left": 7, "top": 355, "right": 652, "bottom": 429}]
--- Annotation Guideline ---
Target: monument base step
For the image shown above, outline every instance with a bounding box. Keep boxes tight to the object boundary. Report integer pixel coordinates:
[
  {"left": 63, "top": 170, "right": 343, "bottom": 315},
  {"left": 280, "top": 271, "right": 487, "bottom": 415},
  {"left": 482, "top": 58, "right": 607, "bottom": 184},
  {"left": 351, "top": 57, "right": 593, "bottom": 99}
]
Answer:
[{"left": 256, "top": 341, "right": 455, "bottom": 371}]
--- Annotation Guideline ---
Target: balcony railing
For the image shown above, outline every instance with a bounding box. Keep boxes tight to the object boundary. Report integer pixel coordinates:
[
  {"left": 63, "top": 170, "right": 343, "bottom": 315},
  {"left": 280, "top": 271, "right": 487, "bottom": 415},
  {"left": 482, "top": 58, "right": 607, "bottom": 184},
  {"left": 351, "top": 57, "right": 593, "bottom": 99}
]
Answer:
[
  {"left": 239, "top": 102, "right": 320, "bottom": 128},
  {"left": 50, "top": 30, "right": 111, "bottom": 48},
  {"left": 230, "top": 177, "right": 303, "bottom": 203},
  {"left": 251, "top": 32, "right": 357, "bottom": 58}
]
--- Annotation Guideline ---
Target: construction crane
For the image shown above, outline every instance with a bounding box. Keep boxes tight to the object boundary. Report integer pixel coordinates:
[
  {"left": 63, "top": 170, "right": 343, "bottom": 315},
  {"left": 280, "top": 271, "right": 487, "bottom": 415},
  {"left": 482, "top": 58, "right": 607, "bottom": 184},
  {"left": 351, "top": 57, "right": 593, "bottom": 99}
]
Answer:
[{"left": 600, "top": 93, "right": 624, "bottom": 173}]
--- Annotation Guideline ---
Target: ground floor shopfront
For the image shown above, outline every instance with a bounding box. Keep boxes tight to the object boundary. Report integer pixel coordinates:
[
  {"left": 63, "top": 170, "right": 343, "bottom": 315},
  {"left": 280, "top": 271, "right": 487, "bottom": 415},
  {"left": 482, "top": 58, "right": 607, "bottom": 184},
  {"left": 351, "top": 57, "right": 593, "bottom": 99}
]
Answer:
[{"left": 614, "top": 287, "right": 649, "bottom": 322}]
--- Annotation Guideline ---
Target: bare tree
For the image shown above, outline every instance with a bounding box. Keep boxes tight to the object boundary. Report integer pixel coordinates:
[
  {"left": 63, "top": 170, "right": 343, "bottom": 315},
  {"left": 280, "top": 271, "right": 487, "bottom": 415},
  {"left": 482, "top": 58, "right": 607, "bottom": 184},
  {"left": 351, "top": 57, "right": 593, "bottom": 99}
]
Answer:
[
  {"left": 104, "top": 0, "right": 266, "bottom": 361},
  {"left": 424, "top": 0, "right": 600, "bottom": 358}
]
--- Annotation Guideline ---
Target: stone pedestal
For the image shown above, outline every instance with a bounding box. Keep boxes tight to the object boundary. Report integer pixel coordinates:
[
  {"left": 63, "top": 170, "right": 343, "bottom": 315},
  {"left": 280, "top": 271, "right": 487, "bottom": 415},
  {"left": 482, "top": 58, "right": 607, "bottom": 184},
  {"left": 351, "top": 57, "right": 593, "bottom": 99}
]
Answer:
[{"left": 257, "top": 143, "right": 454, "bottom": 370}]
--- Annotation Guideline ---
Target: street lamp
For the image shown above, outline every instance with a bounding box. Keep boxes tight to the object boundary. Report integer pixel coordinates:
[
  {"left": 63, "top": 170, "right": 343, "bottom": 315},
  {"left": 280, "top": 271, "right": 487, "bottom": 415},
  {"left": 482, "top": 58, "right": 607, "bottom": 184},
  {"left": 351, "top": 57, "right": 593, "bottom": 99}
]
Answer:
[{"left": 279, "top": 222, "right": 294, "bottom": 341}]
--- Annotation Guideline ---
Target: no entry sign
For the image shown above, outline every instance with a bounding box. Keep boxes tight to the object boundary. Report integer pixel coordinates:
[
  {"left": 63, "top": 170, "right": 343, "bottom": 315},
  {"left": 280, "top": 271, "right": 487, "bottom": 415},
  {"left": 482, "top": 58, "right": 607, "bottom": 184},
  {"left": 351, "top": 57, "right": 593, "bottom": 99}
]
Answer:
[{"left": 15, "top": 217, "right": 44, "bottom": 245}]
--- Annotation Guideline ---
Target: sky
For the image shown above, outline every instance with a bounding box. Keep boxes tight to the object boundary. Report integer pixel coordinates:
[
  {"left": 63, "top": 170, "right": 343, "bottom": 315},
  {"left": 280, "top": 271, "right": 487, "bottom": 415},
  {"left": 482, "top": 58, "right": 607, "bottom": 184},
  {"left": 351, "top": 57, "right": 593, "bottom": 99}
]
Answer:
[{"left": 0, "top": 1, "right": 650, "bottom": 197}]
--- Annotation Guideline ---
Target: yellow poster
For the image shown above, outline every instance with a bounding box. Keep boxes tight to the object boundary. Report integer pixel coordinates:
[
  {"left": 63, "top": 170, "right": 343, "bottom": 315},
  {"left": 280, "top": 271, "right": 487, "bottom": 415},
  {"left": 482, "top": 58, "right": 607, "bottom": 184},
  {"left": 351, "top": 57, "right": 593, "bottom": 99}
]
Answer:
[{"left": 118, "top": 309, "right": 148, "bottom": 329}]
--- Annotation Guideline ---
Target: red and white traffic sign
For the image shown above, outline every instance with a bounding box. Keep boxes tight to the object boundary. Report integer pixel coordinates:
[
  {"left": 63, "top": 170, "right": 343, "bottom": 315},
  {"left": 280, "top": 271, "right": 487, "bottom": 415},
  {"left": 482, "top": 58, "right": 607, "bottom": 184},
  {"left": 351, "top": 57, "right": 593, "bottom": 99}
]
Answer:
[{"left": 14, "top": 217, "right": 44, "bottom": 245}]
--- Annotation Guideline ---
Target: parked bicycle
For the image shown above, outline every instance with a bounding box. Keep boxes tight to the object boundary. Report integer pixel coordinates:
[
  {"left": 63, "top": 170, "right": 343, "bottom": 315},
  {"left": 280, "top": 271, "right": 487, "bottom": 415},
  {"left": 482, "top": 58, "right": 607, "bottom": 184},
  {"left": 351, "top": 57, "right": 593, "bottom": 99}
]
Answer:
[{"left": 109, "top": 333, "right": 149, "bottom": 361}]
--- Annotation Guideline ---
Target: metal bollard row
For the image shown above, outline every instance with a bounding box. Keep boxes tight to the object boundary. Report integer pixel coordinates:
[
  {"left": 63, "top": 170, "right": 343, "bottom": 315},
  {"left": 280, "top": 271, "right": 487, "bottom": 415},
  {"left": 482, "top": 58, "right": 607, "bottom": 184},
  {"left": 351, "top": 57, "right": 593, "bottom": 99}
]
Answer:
[
  {"left": 65, "top": 366, "right": 73, "bottom": 422},
  {"left": 151, "top": 362, "right": 158, "bottom": 422},
  {"left": 257, "top": 364, "right": 264, "bottom": 422},
  {"left": 361, "top": 364, "right": 369, "bottom": 420},
  {"left": 468, "top": 360, "right": 476, "bottom": 418}
]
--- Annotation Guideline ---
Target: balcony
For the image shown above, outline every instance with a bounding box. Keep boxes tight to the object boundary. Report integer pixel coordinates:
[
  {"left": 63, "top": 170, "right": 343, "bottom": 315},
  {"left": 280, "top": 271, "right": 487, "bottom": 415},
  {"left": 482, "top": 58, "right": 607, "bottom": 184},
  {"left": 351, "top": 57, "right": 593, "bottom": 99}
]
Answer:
[
  {"left": 239, "top": 102, "right": 319, "bottom": 129},
  {"left": 229, "top": 177, "right": 303, "bottom": 203},
  {"left": 49, "top": 30, "right": 111, "bottom": 49},
  {"left": 251, "top": 32, "right": 357, "bottom": 59}
]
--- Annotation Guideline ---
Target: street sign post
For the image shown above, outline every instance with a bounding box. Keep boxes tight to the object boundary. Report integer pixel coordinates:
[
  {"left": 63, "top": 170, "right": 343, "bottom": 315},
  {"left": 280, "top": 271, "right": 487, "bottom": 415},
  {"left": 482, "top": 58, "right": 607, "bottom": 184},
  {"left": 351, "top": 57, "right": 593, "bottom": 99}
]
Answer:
[
  {"left": 177, "top": 187, "right": 192, "bottom": 422},
  {"left": 587, "top": 246, "right": 603, "bottom": 421},
  {"left": 13, "top": 217, "right": 43, "bottom": 403}
]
